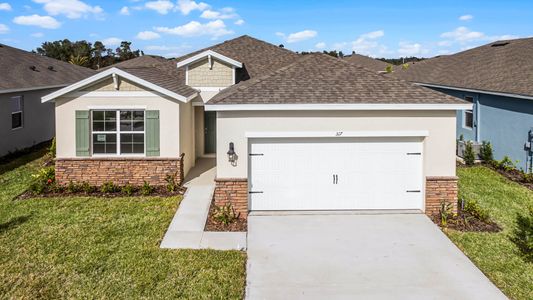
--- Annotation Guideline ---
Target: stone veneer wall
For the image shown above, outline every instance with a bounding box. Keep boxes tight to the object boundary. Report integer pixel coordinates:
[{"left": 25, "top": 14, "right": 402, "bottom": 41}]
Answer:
[
  {"left": 55, "top": 156, "right": 184, "bottom": 186},
  {"left": 425, "top": 176, "right": 458, "bottom": 216},
  {"left": 214, "top": 178, "right": 248, "bottom": 219}
]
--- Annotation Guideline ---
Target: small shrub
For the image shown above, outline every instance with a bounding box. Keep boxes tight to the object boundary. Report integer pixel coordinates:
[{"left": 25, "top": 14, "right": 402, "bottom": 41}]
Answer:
[
  {"left": 495, "top": 156, "right": 516, "bottom": 172},
  {"left": 121, "top": 183, "right": 136, "bottom": 196},
  {"left": 479, "top": 141, "right": 494, "bottom": 162},
  {"left": 439, "top": 200, "right": 454, "bottom": 227},
  {"left": 66, "top": 181, "right": 80, "bottom": 193},
  {"left": 29, "top": 166, "right": 55, "bottom": 194},
  {"left": 213, "top": 203, "right": 239, "bottom": 225},
  {"left": 100, "top": 181, "right": 118, "bottom": 194},
  {"left": 80, "top": 182, "right": 95, "bottom": 194},
  {"left": 511, "top": 207, "right": 533, "bottom": 262},
  {"left": 463, "top": 141, "right": 476, "bottom": 166},
  {"left": 165, "top": 173, "right": 180, "bottom": 193},
  {"left": 463, "top": 199, "right": 490, "bottom": 222},
  {"left": 49, "top": 137, "right": 56, "bottom": 158},
  {"left": 28, "top": 181, "right": 47, "bottom": 194},
  {"left": 459, "top": 134, "right": 464, "bottom": 141},
  {"left": 522, "top": 172, "right": 533, "bottom": 184},
  {"left": 141, "top": 181, "right": 154, "bottom": 196}
]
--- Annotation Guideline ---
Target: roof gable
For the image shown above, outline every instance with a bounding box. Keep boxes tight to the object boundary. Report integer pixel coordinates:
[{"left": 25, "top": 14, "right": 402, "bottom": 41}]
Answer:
[{"left": 176, "top": 50, "right": 242, "bottom": 68}]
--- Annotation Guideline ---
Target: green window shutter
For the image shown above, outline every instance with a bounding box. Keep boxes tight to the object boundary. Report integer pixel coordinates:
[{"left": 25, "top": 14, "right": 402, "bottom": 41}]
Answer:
[
  {"left": 145, "top": 110, "right": 160, "bottom": 156},
  {"left": 75, "top": 110, "right": 90, "bottom": 157}
]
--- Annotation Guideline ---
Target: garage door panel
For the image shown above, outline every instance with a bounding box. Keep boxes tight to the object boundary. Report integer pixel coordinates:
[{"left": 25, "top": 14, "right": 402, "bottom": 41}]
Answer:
[{"left": 249, "top": 137, "right": 423, "bottom": 211}]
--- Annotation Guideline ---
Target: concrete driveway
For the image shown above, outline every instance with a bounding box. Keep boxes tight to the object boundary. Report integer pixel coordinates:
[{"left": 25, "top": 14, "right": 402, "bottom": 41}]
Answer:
[{"left": 246, "top": 213, "right": 506, "bottom": 300}]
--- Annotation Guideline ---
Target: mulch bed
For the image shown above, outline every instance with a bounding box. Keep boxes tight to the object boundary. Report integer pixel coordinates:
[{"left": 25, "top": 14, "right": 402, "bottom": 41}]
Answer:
[
  {"left": 17, "top": 186, "right": 186, "bottom": 200},
  {"left": 431, "top": 209, "right": 501, "bottom": 232},
  {"left": 491, "top": 166, "right": 533, "bottom": 190},
  {"left": 204, "top": 200, "right": 247, "bottom": 232}
]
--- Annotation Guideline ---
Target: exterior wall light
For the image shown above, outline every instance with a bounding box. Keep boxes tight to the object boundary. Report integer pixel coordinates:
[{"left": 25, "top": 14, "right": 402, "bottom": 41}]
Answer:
[{"left": 227, "top": 142, "right": 238, "bottom": 166}]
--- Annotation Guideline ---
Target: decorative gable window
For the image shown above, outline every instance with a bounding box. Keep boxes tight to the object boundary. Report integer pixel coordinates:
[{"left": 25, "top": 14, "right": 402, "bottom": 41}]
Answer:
[
  {"left": 92, "top": 110, "right": 145, "bottom": 155},
  {"left": 463, "top": 96, "right": 474, "bottom": 129},
  {"left": 10, "top": 96, "right": 23, "bottom": 130}
]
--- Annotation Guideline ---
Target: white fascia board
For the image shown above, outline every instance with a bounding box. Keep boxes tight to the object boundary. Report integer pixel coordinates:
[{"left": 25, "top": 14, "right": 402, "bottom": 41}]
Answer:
[
  {"left": 204, "top": 103, "right": 473, "bottom": 111},
  {"left": 176, "top": 50, "right": 243, "bottom": 68},
  {"left": 41, "top": 68, "right": 194, "bottom": 103},
  {"left": 0, "top": 84, "right": 68, "bottom": 94},
  {"left": 414, "top": 82, "right": 533, "bottom": 101},
  {"left": 245, "top": 130, "right": 429, "bottom": 138}
]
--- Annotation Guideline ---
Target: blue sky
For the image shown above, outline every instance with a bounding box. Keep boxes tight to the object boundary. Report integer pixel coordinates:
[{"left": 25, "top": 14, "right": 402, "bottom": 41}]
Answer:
[{"left": 0, "top": 0, "right": 532, "bottom": 58}]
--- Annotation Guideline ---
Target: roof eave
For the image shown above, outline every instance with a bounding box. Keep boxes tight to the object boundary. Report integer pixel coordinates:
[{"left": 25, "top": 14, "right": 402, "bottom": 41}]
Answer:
[
  {"left": 414, "top": 82, "right": 533, "bottom": 101},
  {"left": 204, "top": 103, "right": 473, "bottom": 111}
]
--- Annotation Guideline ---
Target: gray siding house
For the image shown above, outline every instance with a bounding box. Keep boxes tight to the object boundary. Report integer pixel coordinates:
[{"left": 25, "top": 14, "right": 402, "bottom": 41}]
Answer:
[
  {"left": 0, "top": 44, "right": 94, "bottom": 157},
  {"left": 394, "top": 37, "right": 533, "bottom": 172}
]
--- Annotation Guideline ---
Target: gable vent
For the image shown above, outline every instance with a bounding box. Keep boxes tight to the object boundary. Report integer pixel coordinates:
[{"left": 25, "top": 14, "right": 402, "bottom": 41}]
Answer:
[{"left": 491, "top": 42, "right": 510, "bottom": 47}]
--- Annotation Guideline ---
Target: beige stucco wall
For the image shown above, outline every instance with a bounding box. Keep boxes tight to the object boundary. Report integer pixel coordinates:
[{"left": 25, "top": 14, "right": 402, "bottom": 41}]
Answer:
[
  {"left": 55, "top": 91, "right": 183, "bottom": 159},
  {"left": 216, "top": 110, "right": 457, "bottom": 179},
  {"left": 179, "top": 100, "right": 196, "bottom": 174},
  {"left": 82, "top": 78, "right": 147, "bottom": 92},
  {"left": 194, "top": 106, "right": 205, "bottom": 157},
  {"left": 187, "top": 58, "right": 233, "bottom": 87}
]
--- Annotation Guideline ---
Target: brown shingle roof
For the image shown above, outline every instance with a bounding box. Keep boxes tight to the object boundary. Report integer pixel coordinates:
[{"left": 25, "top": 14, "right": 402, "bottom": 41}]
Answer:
[
  {"left": 342, "top": 53, "right": 390, "bottom": 73},
  {"left": 208, "top": 53, "right": 465, "bottom": 105},
  {"left": 0, "top": 43, "right": 95, "bottom": 92},
  {"left": 392, "top": 37, "right": 533, "bottom": 97}
]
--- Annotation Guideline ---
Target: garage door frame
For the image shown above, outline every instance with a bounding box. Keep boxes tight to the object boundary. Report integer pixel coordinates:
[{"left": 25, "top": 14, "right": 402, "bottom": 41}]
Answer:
[{"left": 246, "top": 130, "right": 428, "bottom": 212}]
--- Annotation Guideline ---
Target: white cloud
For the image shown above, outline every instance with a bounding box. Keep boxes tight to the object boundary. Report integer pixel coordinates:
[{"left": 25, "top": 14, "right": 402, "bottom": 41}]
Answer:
[
  {"left": 136, "top": 30, "right": 160, "bottom": 40},
  {"left": 437, "top": 40, "right": 453, "bottom": 47},
  {"left": 119, "top": 6, "right": 130, "bottom": 15},
  {"left": 277, "top": 30, "right": 318, "bottom": 43},
  {"left": 200, "top": 7, "right": 237, "bottom": 19},
  {"left": 441, "top": 26, "right": 485, "bottom": 42},
  {"left": 145, "top": 0, "right": 174, "bottom": 14},
  {"left": 176, "top": 0, "right": 209, "bottom": 15},
  {"left": 0, "top": 24, "right": 9, "bottom": 34},
  {"left": 437, "top": 49, "right": 451, "bottom": 55},
  {"left": 33, "top": 0, "right": 103, "bottom": 19},
  {"left": 459, "top": 14, "right": 473, "bottom": 21},
  {"left": 314, "top": 42, "right": 326, "bottom": 49},
  {"left": 397, "top": 41, "right": 428, "bottom": 56},
  {"left": 144, "top": 44, "right": 191, "bottom": 57},
  {"left": 102, "top": 37, "right": 122, "bottom": 46},
  {"left": 13, "top": 14, "right": 61, "bottom": 29},
  {"left": 0, "top": 2, "right": 12, "bottom": 11},
  {"left": 350, "top": 30, "right": 388, "bottom": 57},
  {"left": 234, "top": 19, "right": 244, "bottom": 25},
  {"left": 155, "top": 20, "right": 233, "bottom": 38},
  {"left": 31, "top": 32, "right": 44, "bottom": 37}
]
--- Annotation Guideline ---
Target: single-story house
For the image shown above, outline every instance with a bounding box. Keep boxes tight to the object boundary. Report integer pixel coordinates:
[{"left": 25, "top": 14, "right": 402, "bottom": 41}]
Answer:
[
  {"left": 393, "top": 37, "right": 533, "bottom": 172},
  {"left": 0, "top": 43, "right": 95, "bottom": 157},
  {"left": 42, "top": 35, "right": 471, "bottom": 218},
  {"left": 342, "top": 52, "right": 390, "bottom": 73}
]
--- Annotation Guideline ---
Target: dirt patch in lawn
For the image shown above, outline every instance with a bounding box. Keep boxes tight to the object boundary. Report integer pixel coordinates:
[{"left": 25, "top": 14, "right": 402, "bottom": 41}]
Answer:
[
  {"left": 204, "top": 200, "right": 247, "bottom": 232},
  {"left": 431, "top": 209, "right": 502, "bottom": 232},
  {"left": 491, "top": 167, "right": 533, "bottom": 190}
]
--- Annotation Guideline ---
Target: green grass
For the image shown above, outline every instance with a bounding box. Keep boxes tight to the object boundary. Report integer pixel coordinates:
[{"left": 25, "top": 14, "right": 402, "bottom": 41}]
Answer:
[
  {"left": 0, "top": 153, "right": 246, "bottom": 299},
  {"left": 449, "top": 166, "right": 533, "bottom": 300}
]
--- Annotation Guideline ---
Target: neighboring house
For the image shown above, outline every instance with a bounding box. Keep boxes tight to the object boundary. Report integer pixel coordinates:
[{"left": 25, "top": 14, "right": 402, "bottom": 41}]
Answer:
[
  {"left": 0, "top": 44, "right": 95, "bottom": 157},
  {"left": 43, "top": 35, "right": 470, "bottom": 218},
  {"left": 342, "top": 53, "right": 390, "bottom": 73},
  {"left": 393, "top": 38, "right": 533, "bottom": 171}
]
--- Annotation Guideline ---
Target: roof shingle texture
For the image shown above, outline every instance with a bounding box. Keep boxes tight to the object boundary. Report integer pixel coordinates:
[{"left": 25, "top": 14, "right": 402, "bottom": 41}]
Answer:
[
  {"left": 208, "top": 53, "right": 465, "bottom": 105},
  {"left": 342, "top": 54, "right": 390, "bottom": 72},
  {"left": 0, "top": 43, "right": 95, "bottom": 91},
  {"left": 392, "top": 37, "right": 533, "bottom": 97}
]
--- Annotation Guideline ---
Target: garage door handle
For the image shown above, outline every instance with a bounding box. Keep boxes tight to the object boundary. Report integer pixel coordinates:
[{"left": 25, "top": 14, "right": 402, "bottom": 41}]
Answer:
[
  {"left": 249, "top": 191, "right": 263, "bottom": 194},
  {"left": 406, "top": 190, "right": 421, "bottom": 193},
  {"left": 407, "top": 152, "right": 421, "bottom": 155}
]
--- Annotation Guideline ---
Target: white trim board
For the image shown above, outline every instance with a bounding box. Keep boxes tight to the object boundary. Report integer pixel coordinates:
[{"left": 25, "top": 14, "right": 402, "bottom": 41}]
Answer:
[
  {"left": 41, "top": 67, "right": 197, "bottom": 103},
  {"left": 245, "top": 131, "right": 429, "bottom": 138},
  {"left": 205, "top": 103, "right": 473, "bottom": 111},
  {"left": 414, "top": 82, "right": 533, "bottom": 101},
  {"left": 176, "top": 50, "right": 243, "bottom": 68}
]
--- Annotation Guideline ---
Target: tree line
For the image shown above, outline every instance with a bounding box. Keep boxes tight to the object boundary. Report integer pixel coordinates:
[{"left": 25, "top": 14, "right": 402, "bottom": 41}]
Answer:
[{"left": 34, "top": 39, "right": 143, "bottom": 70}]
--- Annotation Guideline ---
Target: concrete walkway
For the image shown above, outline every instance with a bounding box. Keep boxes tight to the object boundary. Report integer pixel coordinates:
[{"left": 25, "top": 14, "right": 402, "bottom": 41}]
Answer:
[
  {"left": 160, "top": 158, "right": 246, "bottom": 250},
  {"left": 246, "top": 213, "right": 506, "bottom": 300}
]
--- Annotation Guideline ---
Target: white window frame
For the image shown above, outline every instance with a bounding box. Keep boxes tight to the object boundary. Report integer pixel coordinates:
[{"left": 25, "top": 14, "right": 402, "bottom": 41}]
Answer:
[
  {"left": 91, "top": 109, "right": 146, "bottom": 157},
  {"left": 463, "top": 96, "right": 474, "bottom": 130},
  {"left": 11, "top": 96, "right": 23, "bottom": 130}
]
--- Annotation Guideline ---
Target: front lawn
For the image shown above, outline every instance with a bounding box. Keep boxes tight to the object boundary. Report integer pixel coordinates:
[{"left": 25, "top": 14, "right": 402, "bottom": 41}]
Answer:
[
  {"left": 449, "top": 166, "right": 533, "bottom": 300},
  {"left": 0, "top": 153, "right": 246, "bottom": 299}
]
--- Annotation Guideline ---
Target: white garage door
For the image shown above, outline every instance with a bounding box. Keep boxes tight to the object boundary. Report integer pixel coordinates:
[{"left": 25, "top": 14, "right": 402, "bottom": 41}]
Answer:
[{"left": 249, "top": 137, "right": 424, "bottom": 211}]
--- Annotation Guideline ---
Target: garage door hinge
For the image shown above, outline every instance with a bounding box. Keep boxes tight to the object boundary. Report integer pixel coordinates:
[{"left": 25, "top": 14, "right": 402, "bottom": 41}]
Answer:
[
  {"left": 406, "top": 190, "right": 421, "bottom": 193},
  {"left": 407, "top": 152, "right": 422, "bottom": 155},
  {"left": 249, "top": 191, "right": 264, "bottom": 194},
  {"left": 249, "top": 153, "right": 264, "bottom": 156}
]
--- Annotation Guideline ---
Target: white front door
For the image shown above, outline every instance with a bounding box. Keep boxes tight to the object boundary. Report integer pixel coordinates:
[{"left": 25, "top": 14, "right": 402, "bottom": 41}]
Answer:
[{"left": 249, "top": 137, "right": 424, "bottom": 211}]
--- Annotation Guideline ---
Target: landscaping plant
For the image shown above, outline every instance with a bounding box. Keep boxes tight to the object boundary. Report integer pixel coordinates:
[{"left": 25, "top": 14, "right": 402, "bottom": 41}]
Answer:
[
  {"left": 100, "top": 181, "right": 118, "bottom": 194},
  {"left": 463, "top": 198, "right": 490, "bottom": 222},
  {"left": 165, "top": 173, "right": 180, "bottom": 193},
  {"left": 511, "top": 207, "right": 533, "bottom": 262},
  {"left": 49, "top": 137, "right": 56, "bottom": 158},
  {"left": 213, "top": 203, "right": 240, "bottom": 225},
  {"left": 494, "top": 156, "right": 517, "bottom": 172},
  {"left": 121, "top": 183, "right": 136, "bottom": 196},
  {"left": 29, "top": 166, "right": 56, "bottom": 194},
  {"left": 479, "top": 141, "right": 494, "bottom": 162},
  {"left": 141, "top": 181, "right": 154, "bottom": 196},
  {"left": 463, "top": 141, "right": 476, "bottom": 166},
  {"left": 439, "top": 200, "right": 454, "bottom": 227}
]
